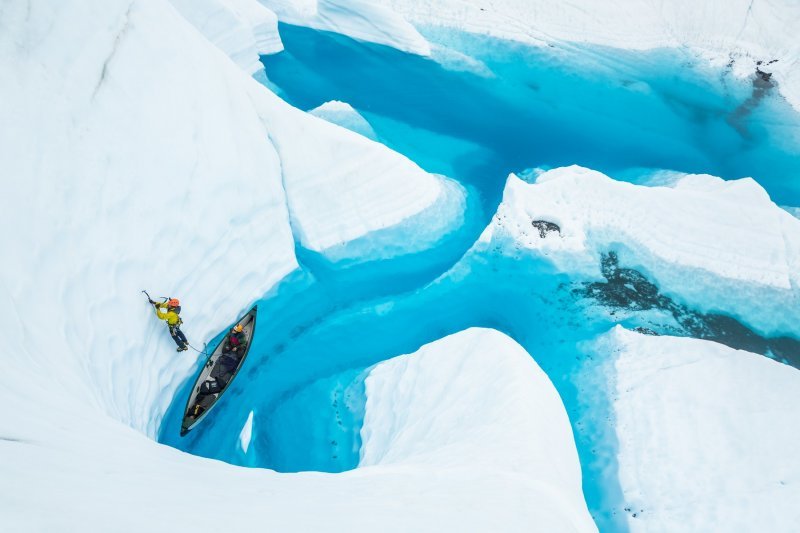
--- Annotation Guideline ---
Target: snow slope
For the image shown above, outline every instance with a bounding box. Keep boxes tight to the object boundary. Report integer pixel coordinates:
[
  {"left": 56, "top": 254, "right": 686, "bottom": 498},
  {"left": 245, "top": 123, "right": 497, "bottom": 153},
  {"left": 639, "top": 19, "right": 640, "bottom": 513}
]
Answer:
[
  {"left": 374, "top": 0, "right": 800, "bottom": 111},
  {"left": 170, "top": 0, "right": 283, "bottom": 74},
  {"left": 259, "top": 0, "right": 431, "bottom": 56},
  {"left": 481, "top": 166, "right": 800, "bottom": 337},
  {"left": 582, "top": 327, "right": 800, "bottom": 532},
  {"left": 0, "top": 0, "right": 461, "bottom": 438},
  {"left": 0, "top": 0, "right": 296, "bottom": 436},
  {"left": 1, "top": 325, "right": 595, "bottom": 532}
]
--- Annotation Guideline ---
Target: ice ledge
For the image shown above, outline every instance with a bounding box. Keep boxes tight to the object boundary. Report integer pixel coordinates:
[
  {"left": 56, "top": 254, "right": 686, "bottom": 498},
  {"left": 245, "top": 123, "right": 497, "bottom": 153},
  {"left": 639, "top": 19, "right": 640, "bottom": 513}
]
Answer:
[
  {"left": 263, "top": 103, "right": 467, "bottom": 263},
  {"left": 259, "top": 0, "right": 431, "bottom": 56},
  {"left": 170, "top": 0, "right": 283, "bottom": 75},
  {"left": 309, "top": 100, "right": 378, "bottom": 141},
  {"left": 582, "top": 326, "right": 800, "bottom": 531},
  {"left": 480, "top": 166, "right": 800, "bottom": 337}
]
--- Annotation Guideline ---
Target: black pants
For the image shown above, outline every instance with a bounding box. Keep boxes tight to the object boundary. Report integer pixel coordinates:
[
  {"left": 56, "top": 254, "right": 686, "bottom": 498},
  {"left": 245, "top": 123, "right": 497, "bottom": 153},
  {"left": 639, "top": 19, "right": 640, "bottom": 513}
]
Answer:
[{"left": 169, "top": 325, "right": 188, "bottom": 347}]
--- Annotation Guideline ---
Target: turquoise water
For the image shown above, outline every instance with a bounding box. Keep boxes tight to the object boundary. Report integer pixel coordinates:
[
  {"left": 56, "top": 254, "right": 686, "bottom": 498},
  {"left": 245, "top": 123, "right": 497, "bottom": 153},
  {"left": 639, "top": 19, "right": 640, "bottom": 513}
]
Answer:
[
  {"left": 261, "top": 24, "right": 800, "bottom": 207},
  {"left": 160, "top": 24, "right": 800, "bottom": 532}
]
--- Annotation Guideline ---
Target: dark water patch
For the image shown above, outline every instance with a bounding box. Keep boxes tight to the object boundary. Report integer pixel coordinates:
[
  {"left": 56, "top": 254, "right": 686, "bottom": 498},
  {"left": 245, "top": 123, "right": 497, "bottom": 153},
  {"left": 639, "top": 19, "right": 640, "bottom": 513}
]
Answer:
[
  {"left": 728, "top": 61, "right": 779, "bottom": 138},
  {"left": 574, "top": 251, "right": 800, "bottom": 366}
]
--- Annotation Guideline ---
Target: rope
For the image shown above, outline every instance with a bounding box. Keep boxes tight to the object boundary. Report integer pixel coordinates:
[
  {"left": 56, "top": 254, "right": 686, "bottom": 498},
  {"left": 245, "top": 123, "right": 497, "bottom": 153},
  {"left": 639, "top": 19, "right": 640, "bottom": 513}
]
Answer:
[
  {"left": 187, "top": 343, "right": 210, "bottom": 357},
  {"left": 143, "top": 290, "right": 211, "bottom": 357}
]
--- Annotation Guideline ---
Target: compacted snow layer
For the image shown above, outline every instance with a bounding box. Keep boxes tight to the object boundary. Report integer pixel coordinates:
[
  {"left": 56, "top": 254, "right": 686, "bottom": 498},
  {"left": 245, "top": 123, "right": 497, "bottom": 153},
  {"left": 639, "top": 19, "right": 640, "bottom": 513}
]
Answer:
[
  {"left": 374, "top": 0, "right": 800, "bottom": 111},
  {"left": 481, "top": 166, "right": 800, "bottom": 337},
  {"left": 170, "top": 0, "right": 283, "bottom": 74},
  {"left": 2, "top": 328, "right": 596, "bottom": 532},
  {"left": 259, "top": 0, "right": 431, "bottom": 56},
  {"left": 583, "top": 327, "right": 800, "bottom": 532}
]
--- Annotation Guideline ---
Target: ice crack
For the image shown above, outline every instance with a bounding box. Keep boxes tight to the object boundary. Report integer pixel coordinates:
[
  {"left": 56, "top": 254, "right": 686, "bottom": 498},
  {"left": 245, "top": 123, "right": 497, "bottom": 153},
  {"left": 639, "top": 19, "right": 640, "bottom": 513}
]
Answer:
[{"left": 91, "top": 1, "right": 134, "bottom": 100}]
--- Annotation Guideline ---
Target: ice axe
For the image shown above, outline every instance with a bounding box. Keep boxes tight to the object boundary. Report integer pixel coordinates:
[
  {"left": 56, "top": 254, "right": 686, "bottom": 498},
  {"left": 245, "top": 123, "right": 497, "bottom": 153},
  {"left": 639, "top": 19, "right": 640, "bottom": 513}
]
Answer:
[{"left": 142, "top": 290, "right": 169, "bottom": 305}]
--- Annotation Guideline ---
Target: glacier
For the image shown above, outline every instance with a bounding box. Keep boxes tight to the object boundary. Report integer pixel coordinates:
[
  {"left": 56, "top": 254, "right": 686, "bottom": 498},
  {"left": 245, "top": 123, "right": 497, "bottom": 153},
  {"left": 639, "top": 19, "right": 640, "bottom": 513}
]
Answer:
[
  {"left": 579, "top": 327, "right": 800, "bottom": 531},
  {"left": 2, "top": 0, "right": 800, "bottom": 532}
]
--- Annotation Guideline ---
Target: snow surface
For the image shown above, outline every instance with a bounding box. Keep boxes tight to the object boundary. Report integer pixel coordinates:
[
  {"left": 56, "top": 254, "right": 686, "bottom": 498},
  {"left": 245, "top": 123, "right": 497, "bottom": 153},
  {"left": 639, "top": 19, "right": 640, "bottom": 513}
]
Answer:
[
  {"left": 481, "top": 166, "right": 800, "bottom": 337},
  {"left": 374, "top": 0, "right": 800, "bottom": 111},
  {"left": 170, "top": 0, "right": 283, "bottom": 74},
  {"left": 581, "top": 327, "right": 800, "bottom": 532},
  {"left": 309, "top": 100, "right": 379, "bottom": 140},
  {"left": 259, "top": 0, "right": 431, "bottom": 56}
]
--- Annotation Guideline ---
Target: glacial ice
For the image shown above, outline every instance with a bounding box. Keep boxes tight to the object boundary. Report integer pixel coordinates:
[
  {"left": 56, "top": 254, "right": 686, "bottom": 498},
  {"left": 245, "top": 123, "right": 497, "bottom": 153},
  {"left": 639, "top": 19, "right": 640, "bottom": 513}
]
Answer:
[
  {"left": 482, "top": 167, "right": 800, "bottom": 337},
  {"left": 0, "top": 0, "right": 461, "bottom": 452},
  {"left": 360, "top": 328, "right": 596, "bottom": 532},
  {"left": 263, "top": 22, "right": 800, "bottom": 206},
  {"left": 373, "top": 0, "right": 800, "bottom": 111},
  {"left": 261, "top": 97, "right": 467, "bottom": 262},
  {"left": 170, "top": 0, "right": 283, "bottom": 74},
  {"left": 3, "top": 0, "right": 800, "bottom": 531},
  {"left": 259, "top": 0, "right": 431, "bottom": 55},
  {"left": 309, "top": 100, "right": 379, "bottom": 140},
  {"left": 579, "top": 326, "right": 800, "bottom": 531}
]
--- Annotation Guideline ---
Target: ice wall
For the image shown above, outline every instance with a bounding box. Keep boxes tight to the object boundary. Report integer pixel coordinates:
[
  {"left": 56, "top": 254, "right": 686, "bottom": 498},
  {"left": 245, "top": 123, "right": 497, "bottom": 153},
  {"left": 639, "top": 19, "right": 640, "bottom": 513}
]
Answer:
[
  {"left": 480, "top": 166, "right": 800, "bottom": 337},
  {"left": 309, "top": 100, "right": 379, "bottom": 140},
  {"left": 170, "top": 0, "right": 284, "bottom": 74},
  {"left": 0, "top": 0, "right": 297, "bottom": 436},
  {"left": 0, "top": 1, "right": 549, "bottom": 530},
  {"left": 361, "top": 328, "right": 597, "bottom": 532},
  {"left": 0, "top": 0, "right": 462, "bottom": 439},
  {"left": 259, "top": 0, "right": 431, "bottom": 55},
  {"left": 581, "top": 327, "right": 800, "bottom": 531},
  {"left": 374, "top": 0, "right": 800, "bottom": 111}
]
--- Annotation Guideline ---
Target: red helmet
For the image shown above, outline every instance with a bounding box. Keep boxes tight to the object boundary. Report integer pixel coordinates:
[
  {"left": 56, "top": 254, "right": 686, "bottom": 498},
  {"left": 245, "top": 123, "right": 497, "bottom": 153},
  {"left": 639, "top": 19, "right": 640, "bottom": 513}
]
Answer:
[{"left": 168, "top": 298, "right": 180, "bottom": 307}]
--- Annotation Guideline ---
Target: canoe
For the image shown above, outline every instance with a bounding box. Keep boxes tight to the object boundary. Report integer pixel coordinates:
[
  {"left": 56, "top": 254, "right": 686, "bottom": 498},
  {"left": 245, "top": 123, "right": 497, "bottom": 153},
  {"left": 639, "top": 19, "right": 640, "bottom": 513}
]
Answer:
[{"left": 180, "top": 306, "right": 257, "bottom": 436}]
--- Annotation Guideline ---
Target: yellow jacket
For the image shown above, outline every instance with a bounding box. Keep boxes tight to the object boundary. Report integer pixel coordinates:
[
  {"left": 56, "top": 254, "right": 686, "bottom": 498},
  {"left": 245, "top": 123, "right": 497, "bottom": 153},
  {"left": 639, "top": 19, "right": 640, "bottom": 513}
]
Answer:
[{"left": 154, "top": 303, "right": 181, "bottom": 326}]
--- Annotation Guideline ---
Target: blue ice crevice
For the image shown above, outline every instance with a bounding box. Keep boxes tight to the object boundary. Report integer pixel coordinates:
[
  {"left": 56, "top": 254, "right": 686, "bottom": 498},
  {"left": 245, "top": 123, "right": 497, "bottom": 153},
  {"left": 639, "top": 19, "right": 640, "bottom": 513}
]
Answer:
[{"left": 159, "top": 22, "right": 800, "bottom": 533}]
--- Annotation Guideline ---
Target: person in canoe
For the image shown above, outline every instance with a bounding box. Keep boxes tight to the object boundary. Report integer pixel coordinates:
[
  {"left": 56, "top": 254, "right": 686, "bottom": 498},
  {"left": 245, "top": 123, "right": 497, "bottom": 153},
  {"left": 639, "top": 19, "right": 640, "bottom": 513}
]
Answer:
[
  {"left": 193, "top": 324, "right": 249, "bottom": 410},
  {"left": 150, "top": 297, "right": 189, "bottom": 352},
  {"left": 214, "top": 324, "right": 248, "bottom": 379},
  {"left": 222, "top": 324, "right": 247, "bottom": 359}
]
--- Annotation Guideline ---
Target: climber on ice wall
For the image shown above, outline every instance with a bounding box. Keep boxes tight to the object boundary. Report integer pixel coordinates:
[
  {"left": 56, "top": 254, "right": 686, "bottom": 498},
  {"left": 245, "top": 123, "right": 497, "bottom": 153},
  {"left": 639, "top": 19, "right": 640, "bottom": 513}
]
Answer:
[{"left": 143, "top": 290, "right": 189, "bottom": 352}]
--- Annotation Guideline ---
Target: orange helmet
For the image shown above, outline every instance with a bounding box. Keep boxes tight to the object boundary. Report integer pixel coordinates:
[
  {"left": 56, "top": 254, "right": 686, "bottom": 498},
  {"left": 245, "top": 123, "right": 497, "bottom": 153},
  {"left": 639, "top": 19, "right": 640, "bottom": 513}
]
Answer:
[
  {"left": 168, "top": 298, "right": 180, "bottom": 307},
  {"left": 233, "top": 324, "right": 244, "bottom": 333}
]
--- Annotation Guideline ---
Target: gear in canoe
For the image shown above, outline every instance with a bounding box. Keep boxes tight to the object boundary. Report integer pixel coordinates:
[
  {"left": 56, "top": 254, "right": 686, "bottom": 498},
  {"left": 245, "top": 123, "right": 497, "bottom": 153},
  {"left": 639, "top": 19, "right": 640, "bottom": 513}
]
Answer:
[{"left": 180, "top": 306, "right": 257, "bottom": 436}]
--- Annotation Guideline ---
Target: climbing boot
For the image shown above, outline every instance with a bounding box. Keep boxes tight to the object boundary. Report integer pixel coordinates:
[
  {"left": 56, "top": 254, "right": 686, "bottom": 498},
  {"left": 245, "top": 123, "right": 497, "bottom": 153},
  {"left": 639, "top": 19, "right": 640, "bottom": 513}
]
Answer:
[{"left": 177, "top": 344, "right": 189, "bottom": 352}]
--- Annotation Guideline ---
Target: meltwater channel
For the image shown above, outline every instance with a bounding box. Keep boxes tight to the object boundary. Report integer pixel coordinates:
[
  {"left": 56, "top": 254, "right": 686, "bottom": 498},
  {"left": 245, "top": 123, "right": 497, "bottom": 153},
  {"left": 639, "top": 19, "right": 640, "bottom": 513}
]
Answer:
[{"left": 160, "top": 24, "right": 800, "bottom": 532}]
